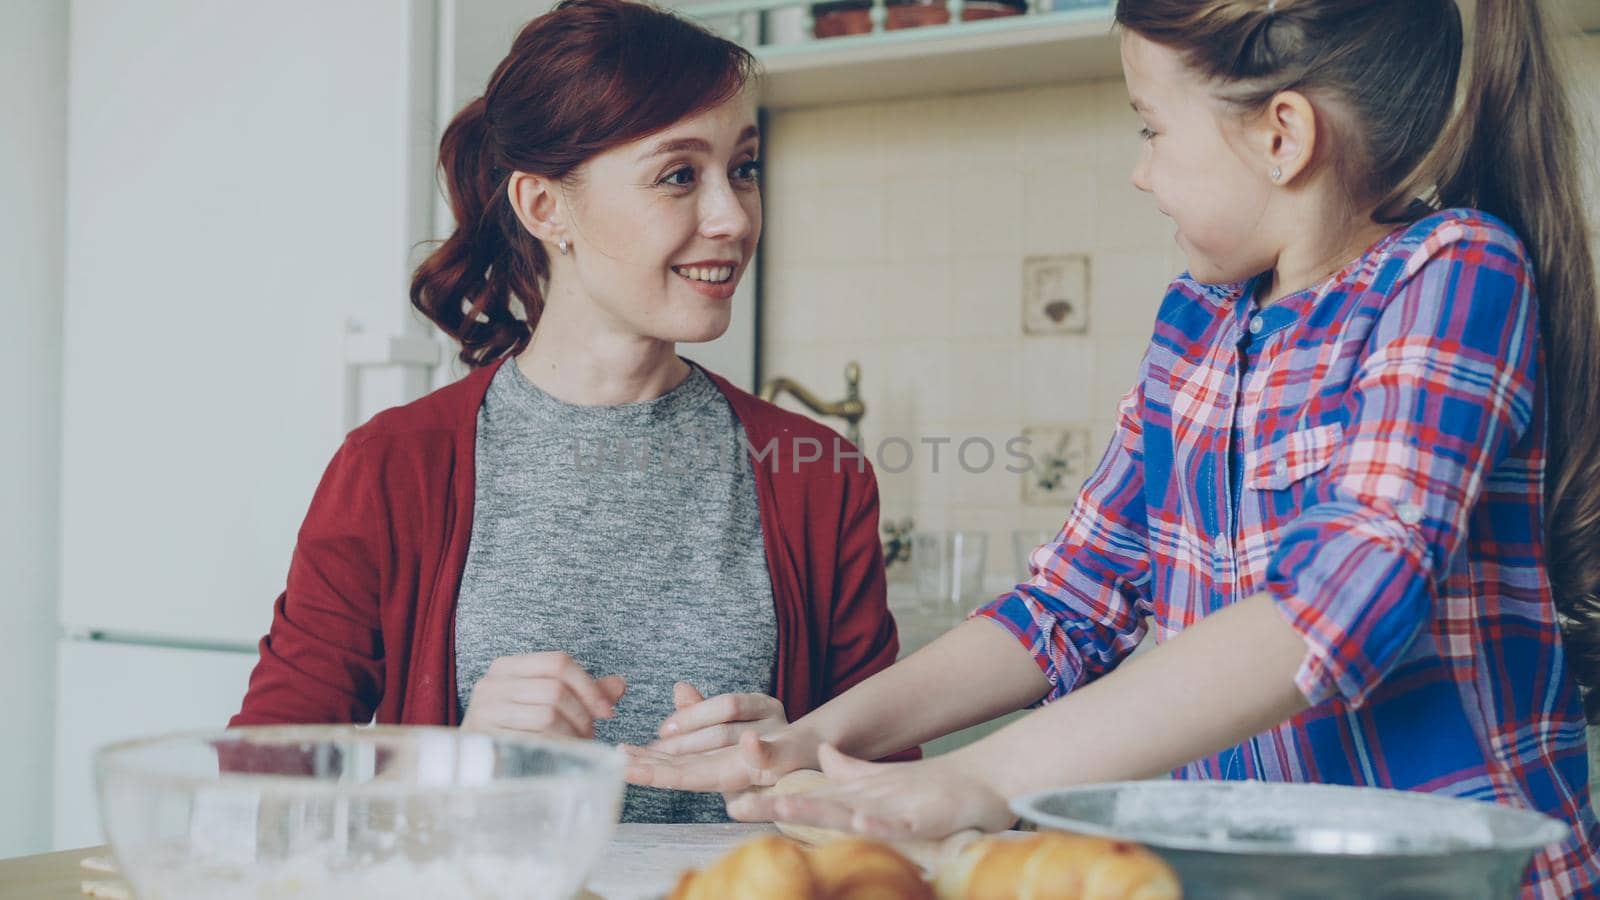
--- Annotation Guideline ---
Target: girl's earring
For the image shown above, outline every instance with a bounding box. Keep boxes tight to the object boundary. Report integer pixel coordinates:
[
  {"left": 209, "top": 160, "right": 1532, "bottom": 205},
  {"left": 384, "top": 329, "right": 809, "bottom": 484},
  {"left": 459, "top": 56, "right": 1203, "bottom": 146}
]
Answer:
[
  {"left": 558, "top": 238, "right": 570, "bottom": 255},
  {"left": 1270, "top": 166, "right": 1283, "bottom": 182}
]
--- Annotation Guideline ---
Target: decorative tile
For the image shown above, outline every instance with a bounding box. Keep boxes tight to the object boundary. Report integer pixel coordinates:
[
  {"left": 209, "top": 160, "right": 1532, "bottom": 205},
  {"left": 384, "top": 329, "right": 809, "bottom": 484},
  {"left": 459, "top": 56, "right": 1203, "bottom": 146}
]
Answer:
[
  {"left": 1022, "top": 254, "right": 1091, "bottom": 334},
  {"left": 1019, "top": 423, "right": 1093, "bottom": 507}
]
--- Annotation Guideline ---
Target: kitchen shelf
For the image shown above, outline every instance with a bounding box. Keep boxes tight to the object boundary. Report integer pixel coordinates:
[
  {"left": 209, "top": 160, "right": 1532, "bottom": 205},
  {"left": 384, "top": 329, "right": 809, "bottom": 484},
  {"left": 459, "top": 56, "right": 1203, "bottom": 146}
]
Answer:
[
  {"left": 752, "top": 8, "right": 1120, "bottom": 109},
  {"left": 681, "top": 0, "right": 1120, "bottom": 110},
  {"left": 693, "top": 0, "right": 1600, "bottom": 112}
]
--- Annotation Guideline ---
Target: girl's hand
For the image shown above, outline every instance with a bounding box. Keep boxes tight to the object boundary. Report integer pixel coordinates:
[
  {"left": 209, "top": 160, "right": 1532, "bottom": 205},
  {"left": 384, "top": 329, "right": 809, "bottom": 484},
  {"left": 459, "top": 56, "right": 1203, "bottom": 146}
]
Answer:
[
  {"left": 623, "top": 726, "right": 818, "bottom": 794},
  {"left": 460, "top": 652, "right": 626, "bottom": 739},
  {"left": 649, "top": 683, "right": 789, "bottom": 754},
  {"left": 727, "top": 743, "right": 1016, "bottom": 840}
]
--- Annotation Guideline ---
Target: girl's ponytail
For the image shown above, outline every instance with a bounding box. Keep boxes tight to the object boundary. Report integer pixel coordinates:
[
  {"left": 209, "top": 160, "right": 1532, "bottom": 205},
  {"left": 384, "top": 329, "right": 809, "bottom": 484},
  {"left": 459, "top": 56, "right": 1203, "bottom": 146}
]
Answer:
[
  {"left": 1418, "top": 0, "right": 1600, "bottom": 721},
  {"left": 409, "top": 96, "right": 544, "bottom": 368}
]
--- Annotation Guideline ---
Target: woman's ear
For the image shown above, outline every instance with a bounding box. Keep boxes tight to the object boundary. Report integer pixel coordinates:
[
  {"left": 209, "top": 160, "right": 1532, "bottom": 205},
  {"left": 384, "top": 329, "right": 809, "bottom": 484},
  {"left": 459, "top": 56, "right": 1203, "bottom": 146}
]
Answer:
[
  {"left": 506, "top": 171, "right": 567, "bottom": 248},
  {"left": 1257, "top": 89, "right": 1318, "bottom": 186}
]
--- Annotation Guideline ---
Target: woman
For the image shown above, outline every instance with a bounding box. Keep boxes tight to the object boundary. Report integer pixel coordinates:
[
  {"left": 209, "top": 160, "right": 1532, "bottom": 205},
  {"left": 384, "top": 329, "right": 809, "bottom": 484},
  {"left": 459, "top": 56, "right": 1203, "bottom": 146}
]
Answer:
[{"left": 232, "top": 0, "right": 908, "bottom": 824}]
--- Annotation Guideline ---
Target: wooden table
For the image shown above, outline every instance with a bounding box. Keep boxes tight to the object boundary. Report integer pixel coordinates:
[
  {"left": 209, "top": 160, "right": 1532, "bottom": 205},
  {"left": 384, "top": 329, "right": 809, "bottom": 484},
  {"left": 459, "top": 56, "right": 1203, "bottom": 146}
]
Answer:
[{"left": 0, "top": 823, "right": 777, "bottom": 899}]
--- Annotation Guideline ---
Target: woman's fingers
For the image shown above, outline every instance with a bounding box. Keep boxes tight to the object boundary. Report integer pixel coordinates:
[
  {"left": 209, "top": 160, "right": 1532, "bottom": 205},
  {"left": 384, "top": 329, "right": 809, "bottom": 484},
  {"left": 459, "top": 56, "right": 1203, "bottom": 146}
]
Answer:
[
  {"left": 648, "top": 723, "right": 739, "bottom": 755},
  {"left": 488, "top": 653, "right": 617, "bottom": 720},
  {"left": 659, "top": 692, "right": 783, "bottom": 737},
  {"left": 484, "top": 697, "right": 591, "bottom": 738},
  {"left": 673, "top": 681, "right": 706, "bottom": 709},
  {"left": 622, "top": 745, "right": 752, "bottom": 792},
  {"left": 491, "top": 678, "right": 597, "bottom": 737},
  {"left": 598, "top": 674, "right": 628, "bottom": 707}
]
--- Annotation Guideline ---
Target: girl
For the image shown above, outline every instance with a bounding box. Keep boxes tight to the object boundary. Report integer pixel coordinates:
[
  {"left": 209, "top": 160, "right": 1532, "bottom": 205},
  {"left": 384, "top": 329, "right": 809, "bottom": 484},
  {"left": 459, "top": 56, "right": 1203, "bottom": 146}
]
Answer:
[
  {"left": 626, "top": 0, "right": 1600, "bottom": 890},
  {"left": 232, "top": 0, "right": 912, "bottom": 824}
]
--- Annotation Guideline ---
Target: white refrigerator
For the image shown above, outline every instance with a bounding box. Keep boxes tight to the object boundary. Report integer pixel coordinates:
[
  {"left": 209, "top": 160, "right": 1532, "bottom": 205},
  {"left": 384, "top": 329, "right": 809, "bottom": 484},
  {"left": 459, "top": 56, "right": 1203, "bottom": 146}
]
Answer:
[{"left": 52, "top": 0, "right": 760, "bottom": 849}]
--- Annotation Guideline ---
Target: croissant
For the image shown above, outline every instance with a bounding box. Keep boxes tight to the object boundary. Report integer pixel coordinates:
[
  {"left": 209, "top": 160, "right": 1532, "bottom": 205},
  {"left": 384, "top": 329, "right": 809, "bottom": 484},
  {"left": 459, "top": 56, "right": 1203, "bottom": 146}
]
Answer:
[
  {"left": 933, "top": 832, "right": 1181, "bottom": 900},
  {"left": 668, "top": 834, "right": 934, "bottom": 900}
]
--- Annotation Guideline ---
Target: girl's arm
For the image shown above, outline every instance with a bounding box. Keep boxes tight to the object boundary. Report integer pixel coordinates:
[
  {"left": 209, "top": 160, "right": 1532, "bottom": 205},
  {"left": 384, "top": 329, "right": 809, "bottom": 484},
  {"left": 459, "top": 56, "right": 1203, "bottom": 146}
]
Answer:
[
  {"left": 966, "top": 593, "right": 1307, "bottom": 797},
  {"left": 731, "top": 593, "right": 1309, "bottom": 835},
  {"left": 793, "top": 617, "right": 1053, "bottom": 763}
]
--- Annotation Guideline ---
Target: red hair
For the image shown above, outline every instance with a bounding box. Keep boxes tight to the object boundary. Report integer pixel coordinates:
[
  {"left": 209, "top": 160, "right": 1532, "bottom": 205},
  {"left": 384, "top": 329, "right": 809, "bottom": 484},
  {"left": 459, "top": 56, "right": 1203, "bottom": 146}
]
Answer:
[{"left": 410, "top": 0, "right": 759, "bottom": 367}]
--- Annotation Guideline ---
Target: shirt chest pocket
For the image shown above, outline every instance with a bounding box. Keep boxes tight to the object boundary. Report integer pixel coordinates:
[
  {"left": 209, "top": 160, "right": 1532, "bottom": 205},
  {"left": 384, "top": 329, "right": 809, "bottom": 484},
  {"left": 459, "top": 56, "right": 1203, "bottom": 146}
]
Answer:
[{"left": 1244, "top": 423, "right": 1343, "bottom": 490}]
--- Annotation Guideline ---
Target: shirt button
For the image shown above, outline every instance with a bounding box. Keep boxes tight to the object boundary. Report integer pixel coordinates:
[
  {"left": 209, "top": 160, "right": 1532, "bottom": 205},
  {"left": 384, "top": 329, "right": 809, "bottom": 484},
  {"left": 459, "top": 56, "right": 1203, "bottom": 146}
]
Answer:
[
  {"left": 1397, "top": 502, "right": 1423, "bottom": 526},
  {"left": 1213, "top": 535, "right": 1228, "bottom": 556},
  {"left": 1273, "top": 459, "right": 1288, "bottom": 477},
  {"left": 1249, "top": 316, "right": 1264, "bottom": 335}
]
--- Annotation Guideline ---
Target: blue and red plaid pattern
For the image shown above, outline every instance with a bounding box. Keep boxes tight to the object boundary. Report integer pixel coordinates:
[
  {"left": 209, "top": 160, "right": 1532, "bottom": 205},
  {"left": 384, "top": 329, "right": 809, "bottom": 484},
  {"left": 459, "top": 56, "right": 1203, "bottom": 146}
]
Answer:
[{"left": 976, "top": 209, "right": 1600, "bottom": 897}]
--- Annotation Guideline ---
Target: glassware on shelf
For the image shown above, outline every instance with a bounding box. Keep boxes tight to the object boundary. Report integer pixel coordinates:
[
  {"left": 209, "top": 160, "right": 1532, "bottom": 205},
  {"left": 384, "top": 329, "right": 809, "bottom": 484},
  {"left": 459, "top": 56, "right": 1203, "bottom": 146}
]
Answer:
[{"left": 912, "top": 530, "right": 989, "bottom": 622}]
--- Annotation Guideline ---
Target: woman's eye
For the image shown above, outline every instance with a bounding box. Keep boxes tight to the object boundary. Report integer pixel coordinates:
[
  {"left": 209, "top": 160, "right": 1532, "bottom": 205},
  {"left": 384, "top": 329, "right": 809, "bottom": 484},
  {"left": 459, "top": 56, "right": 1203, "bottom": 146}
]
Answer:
[
  {"left": 661, "top": 167, "right": 695, "bottom": 187},
  {"left": 734, "top": 160, "right": 763, "bottom": 183},
  {"left": 1139, "top": 127, "right": 1157, "bottom": 142}
]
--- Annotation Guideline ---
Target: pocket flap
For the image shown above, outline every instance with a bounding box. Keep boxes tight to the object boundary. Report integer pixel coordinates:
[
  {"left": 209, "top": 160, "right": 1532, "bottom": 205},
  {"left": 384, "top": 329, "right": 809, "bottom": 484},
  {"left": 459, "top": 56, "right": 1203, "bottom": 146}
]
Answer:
[{"left": 1245, "top": 423, "right": 1343, "bottom": 490}]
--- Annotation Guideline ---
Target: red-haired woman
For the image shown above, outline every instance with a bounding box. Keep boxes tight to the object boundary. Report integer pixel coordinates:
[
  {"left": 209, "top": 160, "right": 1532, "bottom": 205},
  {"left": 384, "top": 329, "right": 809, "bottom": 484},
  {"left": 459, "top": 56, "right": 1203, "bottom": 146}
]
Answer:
[{"left": 232, "top": 0, "right": 906, "bottom": 823}]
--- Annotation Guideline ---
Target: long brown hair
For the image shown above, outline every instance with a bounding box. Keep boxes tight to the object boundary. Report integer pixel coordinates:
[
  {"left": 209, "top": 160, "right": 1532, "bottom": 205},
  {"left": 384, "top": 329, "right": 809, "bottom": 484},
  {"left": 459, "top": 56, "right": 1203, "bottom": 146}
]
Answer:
[
  {"left": 409, "top": 0, "right": 757, "bottom": 367},
  {"left": 1115, "top": 0, "right": 1600, "bottom": 719}
]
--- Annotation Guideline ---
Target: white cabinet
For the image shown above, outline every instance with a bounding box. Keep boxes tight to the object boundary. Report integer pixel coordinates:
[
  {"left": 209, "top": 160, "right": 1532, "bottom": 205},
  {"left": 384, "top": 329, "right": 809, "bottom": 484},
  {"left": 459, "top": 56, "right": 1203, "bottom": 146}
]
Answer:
[
  {"left": 53, "top": 640, "right": 258, "bottom": 849},
  {"left": 59, "top": 0, "right": 442, "bottom": 645}
]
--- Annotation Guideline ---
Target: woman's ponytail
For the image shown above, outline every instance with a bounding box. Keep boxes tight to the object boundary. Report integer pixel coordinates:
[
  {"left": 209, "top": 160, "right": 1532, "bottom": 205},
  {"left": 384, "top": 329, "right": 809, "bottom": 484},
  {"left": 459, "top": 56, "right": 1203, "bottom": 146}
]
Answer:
[
  {"left": 409, "top": 96, "right": 544, "bottom": 368},
  {"left": 1422, "top": 0, "right": 1600, "bottom": 720}
]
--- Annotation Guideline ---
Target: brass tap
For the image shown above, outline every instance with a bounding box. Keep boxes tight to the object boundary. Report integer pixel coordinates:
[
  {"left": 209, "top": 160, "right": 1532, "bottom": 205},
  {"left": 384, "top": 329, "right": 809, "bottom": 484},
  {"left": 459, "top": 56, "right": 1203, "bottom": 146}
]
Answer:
[{"left": 758, "top": 361, "right": 866, "bottom": 447}]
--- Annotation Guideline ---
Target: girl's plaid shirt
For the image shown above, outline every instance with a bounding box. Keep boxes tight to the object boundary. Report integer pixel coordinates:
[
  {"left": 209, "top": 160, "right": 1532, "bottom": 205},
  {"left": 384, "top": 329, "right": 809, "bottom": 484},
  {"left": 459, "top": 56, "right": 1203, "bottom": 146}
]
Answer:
[{"left": 976, "top": 209, "right": 1600, "bottom": 897}]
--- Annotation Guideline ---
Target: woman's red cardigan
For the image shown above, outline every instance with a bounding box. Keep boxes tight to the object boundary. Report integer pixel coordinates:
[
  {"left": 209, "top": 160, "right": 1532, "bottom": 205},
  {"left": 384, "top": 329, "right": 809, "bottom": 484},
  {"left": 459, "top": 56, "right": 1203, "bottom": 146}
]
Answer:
[{"left": 232, "top": 358, "right": 909, "bottom": 758}]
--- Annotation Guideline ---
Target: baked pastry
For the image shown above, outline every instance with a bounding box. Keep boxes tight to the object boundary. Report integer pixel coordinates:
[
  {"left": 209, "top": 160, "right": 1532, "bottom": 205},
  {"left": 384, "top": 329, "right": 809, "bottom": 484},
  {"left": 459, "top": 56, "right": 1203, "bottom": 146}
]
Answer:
[
  {"left": 933, "top": 832, "right": 1181, "bottom": 900},
  {"left": 668, "top": 834, "right": 933, "bottom": 900},
  {"left": 810, "top": 838, "right": 936, "bottom": 900},
  {"left": 669, "top": 835, "right": 816, "bottom": 900}
]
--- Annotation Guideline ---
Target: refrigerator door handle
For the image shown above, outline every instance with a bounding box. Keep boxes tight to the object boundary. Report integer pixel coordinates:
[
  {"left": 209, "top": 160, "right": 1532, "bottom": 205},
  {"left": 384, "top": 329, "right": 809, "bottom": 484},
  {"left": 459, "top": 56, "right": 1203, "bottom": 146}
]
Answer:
[{"left": 340, "top": 323, "right": 444, "bottom": 432}]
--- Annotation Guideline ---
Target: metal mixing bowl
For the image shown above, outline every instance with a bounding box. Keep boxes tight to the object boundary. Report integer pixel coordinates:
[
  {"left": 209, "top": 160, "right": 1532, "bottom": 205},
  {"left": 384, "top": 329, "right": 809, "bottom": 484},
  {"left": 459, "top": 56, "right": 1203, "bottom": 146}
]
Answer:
[
  {"left": 1013, "top": 780, "right": 1569, "bottom": 899},
  {"left": 95, "top": 725, "right": 625, "bottom": 899}
]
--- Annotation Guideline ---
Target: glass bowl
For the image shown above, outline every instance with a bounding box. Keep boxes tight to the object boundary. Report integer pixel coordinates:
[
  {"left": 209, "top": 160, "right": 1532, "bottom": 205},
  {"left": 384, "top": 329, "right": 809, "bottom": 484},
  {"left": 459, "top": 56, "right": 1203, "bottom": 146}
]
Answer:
[{"left": 95, "top": 725, "right": 625, "bottom": 899}]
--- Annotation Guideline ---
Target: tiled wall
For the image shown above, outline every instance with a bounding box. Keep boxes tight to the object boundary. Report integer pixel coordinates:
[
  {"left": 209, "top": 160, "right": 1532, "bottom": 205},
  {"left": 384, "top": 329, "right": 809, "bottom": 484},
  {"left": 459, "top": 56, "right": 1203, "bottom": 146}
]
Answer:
[{"left": 757, "top": 33, "right": 1600, "bottom": 590}]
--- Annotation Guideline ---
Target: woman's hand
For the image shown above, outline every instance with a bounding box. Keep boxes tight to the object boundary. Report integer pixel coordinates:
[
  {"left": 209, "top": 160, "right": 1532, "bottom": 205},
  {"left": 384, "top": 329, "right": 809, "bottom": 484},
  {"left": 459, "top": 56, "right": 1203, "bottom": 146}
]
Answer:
[
  {"left": 460, "top": 652, "right": 626, "bottom": 739},
  {"left": 623, "top": 725, "right": 818, "bottom": 794},
  {"left": 649, "top": 683, "right": 788, "bottom": 754},
  {"left": 726, "top": 743, "right": 1016, "bottom": 840}
]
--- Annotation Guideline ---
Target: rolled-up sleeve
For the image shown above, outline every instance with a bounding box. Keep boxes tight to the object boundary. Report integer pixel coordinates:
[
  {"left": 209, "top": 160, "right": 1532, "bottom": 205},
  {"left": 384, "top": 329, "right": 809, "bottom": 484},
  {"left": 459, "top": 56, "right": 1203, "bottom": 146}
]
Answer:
[
  {"left": 1267, "top": 229, "right": 1538, "bottom": 709},
  {"left": 973, "top": 373, "right": 1154, "bottom": 703}
]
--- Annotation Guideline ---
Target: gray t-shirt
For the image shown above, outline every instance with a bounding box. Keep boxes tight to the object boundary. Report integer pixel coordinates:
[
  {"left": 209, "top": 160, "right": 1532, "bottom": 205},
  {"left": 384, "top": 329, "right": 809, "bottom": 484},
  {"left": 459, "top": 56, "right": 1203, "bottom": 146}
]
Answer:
[{"left": 455, "top": 360, "right": 777, "bottom": 823}]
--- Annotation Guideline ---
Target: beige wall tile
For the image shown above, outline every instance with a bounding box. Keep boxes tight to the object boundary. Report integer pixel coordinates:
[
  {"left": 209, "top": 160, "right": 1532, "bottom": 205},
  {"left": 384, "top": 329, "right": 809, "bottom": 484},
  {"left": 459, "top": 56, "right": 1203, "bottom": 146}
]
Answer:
[
  {"left": 1022, "top": 165, "right": 1097, "bottom": 256},
  {"left": 951, "top": 169, "right": 1025, "bottom": 258},
  {"left": 1092, "top": 250, "right": 1175, "bottom": 339},
  {"left": 942, "top": 340, "right": 1024, "bottom": 424},
  {"left": 880, "top": 96, "right": 955, "bottom": 177},
  {"left": 949, "top": 255, "right": 1026, "bottom": 340},
  {"left": 1020, "top": 82, "right": 1104, "bottom": 168},
  {"left": 951, "top": 90, "right": 1026, "bottom": 173},
  {"left": 878, "top": 259, "right": 955, "bottom": 340},
  {"left": 1018, "top": 337, "right": 1098, "bottom": 423},
  {"left": 885, "top": 176, "right": 954, "bottom": 262}
]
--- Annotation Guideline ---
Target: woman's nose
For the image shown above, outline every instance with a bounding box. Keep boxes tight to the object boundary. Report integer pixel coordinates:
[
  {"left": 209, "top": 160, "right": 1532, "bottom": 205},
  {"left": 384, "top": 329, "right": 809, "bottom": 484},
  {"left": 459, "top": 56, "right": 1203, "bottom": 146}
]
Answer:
[{"left": 700, "top": 181, "right": 754, "bottom": 242}]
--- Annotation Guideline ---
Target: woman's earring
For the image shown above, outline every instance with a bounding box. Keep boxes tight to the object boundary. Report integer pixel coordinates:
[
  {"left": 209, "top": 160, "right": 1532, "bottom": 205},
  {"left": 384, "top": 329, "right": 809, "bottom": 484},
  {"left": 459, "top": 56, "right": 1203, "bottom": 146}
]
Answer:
[
  {"left": 1270, "top": 166, "right": 1283, "bottom": 182},
  {"left": 558, "top": 238, "right": 570, "bottom": 255}
]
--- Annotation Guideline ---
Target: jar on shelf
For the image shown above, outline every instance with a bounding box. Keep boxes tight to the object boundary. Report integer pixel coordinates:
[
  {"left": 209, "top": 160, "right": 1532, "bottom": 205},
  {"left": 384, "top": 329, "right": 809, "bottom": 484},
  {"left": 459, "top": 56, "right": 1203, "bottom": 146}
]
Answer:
[{"left": 810, "top": 0, "right": 1029, "bottom": 39}]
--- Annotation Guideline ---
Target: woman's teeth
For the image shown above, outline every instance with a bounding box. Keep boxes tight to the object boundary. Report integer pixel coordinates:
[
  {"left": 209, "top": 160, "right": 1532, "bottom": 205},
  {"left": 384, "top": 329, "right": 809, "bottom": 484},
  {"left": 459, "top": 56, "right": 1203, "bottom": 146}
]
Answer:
[{"left": 673, "top": 265, "right": 734, "bottom": 284}]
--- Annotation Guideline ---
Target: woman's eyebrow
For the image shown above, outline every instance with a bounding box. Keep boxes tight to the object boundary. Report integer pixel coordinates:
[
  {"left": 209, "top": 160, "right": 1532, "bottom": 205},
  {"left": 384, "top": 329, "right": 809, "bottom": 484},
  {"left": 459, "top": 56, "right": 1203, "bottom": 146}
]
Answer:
[{"left": 637, "top": 125, "right": 761, "bottom": 161}]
